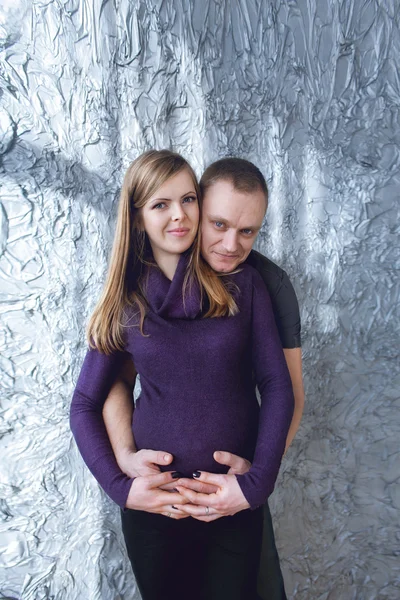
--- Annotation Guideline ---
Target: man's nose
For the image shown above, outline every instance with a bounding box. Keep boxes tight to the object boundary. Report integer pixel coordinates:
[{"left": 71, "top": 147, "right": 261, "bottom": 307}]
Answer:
[{"left": 221, "top": 230, "right": 238, "bottom": 253}]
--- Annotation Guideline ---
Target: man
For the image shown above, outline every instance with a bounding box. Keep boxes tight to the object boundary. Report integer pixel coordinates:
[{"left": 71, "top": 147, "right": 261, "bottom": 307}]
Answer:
[{"left": 103, "top": 158, "right": 304, "bottom": 599}]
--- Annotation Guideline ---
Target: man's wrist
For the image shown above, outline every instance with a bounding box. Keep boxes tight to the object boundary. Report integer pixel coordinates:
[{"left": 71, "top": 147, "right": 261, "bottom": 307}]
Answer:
[{"left": 116, "top": 446, "right": 137, "bottom": 473}]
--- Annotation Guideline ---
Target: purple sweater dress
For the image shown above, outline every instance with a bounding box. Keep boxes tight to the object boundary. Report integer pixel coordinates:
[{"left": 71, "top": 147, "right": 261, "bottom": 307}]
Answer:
[{"left": 70, "top": 253, "right": 294, "bottom": 510}]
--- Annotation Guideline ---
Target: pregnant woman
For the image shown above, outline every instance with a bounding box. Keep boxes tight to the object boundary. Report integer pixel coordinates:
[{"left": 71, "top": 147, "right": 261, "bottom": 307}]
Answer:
[{"left": 70, "top": 149, "right": 294, "bottom": 600}]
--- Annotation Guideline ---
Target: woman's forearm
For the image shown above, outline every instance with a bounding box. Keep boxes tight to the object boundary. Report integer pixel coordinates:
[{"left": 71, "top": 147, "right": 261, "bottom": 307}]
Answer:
[
  {"left": 69, "top": 347, "right": 134, "bottom": 508},
  {"left": 236, "top": 273, "right": 294, "bottom": 509}
]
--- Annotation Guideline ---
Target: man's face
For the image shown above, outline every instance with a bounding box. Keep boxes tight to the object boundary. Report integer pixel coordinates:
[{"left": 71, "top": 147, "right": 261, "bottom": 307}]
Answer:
[{"left": 200, "top": 180, "right": 267, "bottom": 273}]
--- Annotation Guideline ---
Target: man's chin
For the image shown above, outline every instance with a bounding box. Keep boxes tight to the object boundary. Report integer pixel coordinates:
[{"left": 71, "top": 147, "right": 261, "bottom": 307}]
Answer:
[{"left": 208, "top": 257, "right": 243, "bottom": 273}]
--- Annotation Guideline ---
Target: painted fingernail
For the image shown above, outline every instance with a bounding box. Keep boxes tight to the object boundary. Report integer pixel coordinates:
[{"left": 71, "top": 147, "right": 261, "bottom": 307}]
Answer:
[
  {"left": 193, "top": 471, "right": 201, "bottom": 478},
  {"left": 172, "top": 472, "right": 183, "bottom": 479}
]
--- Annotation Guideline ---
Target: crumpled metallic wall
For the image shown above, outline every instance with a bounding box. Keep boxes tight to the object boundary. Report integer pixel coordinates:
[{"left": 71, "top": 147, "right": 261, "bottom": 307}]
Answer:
[{"left": 0, "top": 0, "right": 399, "bottom": 598}]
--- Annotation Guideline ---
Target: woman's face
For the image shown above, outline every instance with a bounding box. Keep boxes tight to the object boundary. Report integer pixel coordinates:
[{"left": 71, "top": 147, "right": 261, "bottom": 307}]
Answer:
[{"left": 140, "top": 169, "right": 199, "bottom": 264}]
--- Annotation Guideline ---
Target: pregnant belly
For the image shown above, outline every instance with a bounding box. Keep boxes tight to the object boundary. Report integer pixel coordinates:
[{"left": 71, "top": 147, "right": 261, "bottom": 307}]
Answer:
[{"left": 132, "top": 396, "right": 259, "bottom": 476}]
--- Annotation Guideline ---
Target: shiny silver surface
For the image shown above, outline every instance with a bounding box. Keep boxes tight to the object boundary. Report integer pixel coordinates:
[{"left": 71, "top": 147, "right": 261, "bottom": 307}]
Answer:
[{"left": 0, "top": 1, "right": 398, "bottom": 598}]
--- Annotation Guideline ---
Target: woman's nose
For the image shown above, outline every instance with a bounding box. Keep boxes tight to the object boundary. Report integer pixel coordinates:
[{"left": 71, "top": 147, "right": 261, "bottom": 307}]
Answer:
[{"left": 171, "top": 202, "right": 185, "bottom": 221}]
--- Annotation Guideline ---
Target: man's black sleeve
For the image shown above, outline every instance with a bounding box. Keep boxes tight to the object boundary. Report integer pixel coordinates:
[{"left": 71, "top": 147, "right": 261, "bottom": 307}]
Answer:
[{"left": 247, "top": 250, "right": 301, "bottom": 348}]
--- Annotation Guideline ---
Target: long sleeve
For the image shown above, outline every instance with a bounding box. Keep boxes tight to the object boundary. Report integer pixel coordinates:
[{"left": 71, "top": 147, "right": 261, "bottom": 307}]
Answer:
[
  {"left": 235, "top": 271, "right": 295, "bottom": 509},
  {"left": 69, "top": 346, "right": 134, "bottom": 509}
]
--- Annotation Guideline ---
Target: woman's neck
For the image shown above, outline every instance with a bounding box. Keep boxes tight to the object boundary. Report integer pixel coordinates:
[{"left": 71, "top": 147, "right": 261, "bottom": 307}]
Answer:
[{"left": 151, "top": 249, "right": 180, "bottom": 281}]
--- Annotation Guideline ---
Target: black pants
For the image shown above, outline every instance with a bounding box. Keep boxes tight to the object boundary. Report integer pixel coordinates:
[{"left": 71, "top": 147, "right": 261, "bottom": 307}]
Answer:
[
  {"left": 121, "top": 507, "right": 263, "bottom": 600},
  {"left": 257, "top": 502, "right": 287, "bottom": 600}
]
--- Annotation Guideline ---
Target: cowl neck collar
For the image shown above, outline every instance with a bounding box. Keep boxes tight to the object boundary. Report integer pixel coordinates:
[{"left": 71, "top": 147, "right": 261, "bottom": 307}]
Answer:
[{"left": 144, "top": 252, "right": 202, "bottom": 319}]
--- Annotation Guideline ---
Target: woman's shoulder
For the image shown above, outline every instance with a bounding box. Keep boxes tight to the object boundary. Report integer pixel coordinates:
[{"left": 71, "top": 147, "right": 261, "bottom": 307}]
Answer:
[
  {"left": 121, "top": 299, "right": 142, "bottom": 332},
  {"left": 229, "top": 262, "right": 265, "bottom": 285},
  {"left": 227, "top": 262, "right": 267, "bottom": 298}
]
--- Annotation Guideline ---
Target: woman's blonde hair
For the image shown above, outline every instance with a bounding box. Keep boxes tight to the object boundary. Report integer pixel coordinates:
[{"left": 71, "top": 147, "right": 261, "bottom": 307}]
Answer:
[{"left": 87, "top": 150, "right": 238, "bottom": 354}]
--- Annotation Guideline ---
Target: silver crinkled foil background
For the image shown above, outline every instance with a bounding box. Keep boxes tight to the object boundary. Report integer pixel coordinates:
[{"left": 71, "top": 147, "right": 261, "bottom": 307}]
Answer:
[{"left": 0, "top": 1, "right": 399, "bottom": 599}]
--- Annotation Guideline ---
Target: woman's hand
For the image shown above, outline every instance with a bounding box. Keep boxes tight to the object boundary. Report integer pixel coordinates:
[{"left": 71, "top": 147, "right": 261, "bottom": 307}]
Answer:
[
  {"left": 171, "top": 450, "right": 252, "bottom": 521},
  {"left": 118, "top": 448, "right": 178, "bottom": 491},
  {"left": 126, "top": 472, "right": 191, "bottom": 519},
  {"left": 175, "top": 472, "right": 250, "bottom": 522}
]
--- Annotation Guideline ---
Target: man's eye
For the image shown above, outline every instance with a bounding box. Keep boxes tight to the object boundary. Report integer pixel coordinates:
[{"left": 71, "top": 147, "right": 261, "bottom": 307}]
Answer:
[
  {"left": 241, "top": 229, "right": 253, "bottom": 235},
  {"left": 214, "top": 221, "right": 224, "bottom": 228},
  {"left": 182, "top": 196, "right": 197, "bottom": 204}
]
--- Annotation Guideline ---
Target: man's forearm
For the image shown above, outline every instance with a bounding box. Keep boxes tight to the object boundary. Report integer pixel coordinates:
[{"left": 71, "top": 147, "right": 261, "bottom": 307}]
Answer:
[
  {"left": 283, "top": 347, "right": 305, "bottom": 451},
  {"left": 284, "top": 394, "right": 304, "bottom": 451},
  {"left": 103, "top": 379, "right": 136, "bottom": 469}
]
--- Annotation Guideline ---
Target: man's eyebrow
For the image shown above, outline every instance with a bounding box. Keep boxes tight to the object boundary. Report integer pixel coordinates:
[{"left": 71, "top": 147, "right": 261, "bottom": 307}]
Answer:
[
  {"left": 151, "top": 190, "right": 197, "bottom": 202},
  {"left": 208, "top": 214, "right": 261, "bottom": 231},
  {"left": 208, "top": 214, "right": 229, "bottom": 223}
]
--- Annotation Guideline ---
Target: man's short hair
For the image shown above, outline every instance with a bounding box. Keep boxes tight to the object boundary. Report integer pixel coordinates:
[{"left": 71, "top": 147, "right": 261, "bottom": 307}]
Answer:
[{"left": 200, "top": 157, "right": 268, "bottom": 205}]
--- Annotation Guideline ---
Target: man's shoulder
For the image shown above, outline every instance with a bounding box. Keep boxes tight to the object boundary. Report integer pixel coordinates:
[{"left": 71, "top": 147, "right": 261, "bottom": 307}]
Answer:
[
  {"left": 247, "top": 249, "right": 287, "bottom": 278},
  {"left": 246, "top": 250, "right": 290, "bottom": 295},
  {"left": 246, "top": 251, "right": 301, "bottom": 348}
]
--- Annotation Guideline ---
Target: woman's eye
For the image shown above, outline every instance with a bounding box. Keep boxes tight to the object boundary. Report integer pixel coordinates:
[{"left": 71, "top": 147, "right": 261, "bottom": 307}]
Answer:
[
  {"left": 182, "top": 196, "right": 197, "bottom": 204},
  {"left": 153, "top": 202, "right": 166, "bottom": 210}
]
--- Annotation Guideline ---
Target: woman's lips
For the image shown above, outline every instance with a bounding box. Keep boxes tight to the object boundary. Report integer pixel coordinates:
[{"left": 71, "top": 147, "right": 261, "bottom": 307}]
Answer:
[{"left": 167, "top": 228, "right": 190, "bottom": 237}]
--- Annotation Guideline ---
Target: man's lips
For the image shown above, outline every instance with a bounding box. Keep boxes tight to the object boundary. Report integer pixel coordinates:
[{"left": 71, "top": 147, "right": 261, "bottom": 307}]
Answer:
[
  {"left": 167, "top": 228, "right": 190, "bottom": 237},
  {"left": 214, "top": 252, "right": 240, "bottom": 260}
]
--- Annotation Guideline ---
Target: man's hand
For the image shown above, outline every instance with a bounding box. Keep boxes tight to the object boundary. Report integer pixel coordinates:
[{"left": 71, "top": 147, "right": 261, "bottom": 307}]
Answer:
[
  {"left": 119, "top": 449, "right": 178, "bottom": 491},
  {"left": 123, "top": 448, "right": 253, "bottom": 520},
  {"left": 171, "top": 450, "right": 253, "bottom": 522},
  {"left": 176, "top": 471, "right": 250, "bottom": 522},
  {"left": 214, "top": 450, "right": 251, "bottom": 475},
  {"left": 126, "top": 472, "right": 191, "bottom": 519}
]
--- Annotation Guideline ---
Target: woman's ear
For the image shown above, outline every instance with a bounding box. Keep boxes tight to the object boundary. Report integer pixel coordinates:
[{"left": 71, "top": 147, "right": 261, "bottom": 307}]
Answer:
[{"left": 134, "top": 212, "right": 144, "bottom": 232}]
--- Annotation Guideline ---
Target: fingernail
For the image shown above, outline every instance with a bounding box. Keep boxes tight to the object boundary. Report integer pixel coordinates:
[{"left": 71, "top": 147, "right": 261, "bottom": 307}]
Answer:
[
  {"left": 164, "top": 454, "right": 170, "bottom": 461},
  {"left": 193, "top": 471, "right": 201, "bottom": 478},
  {"left": 172, "top": 472, "right": 183, "bottom": 479}
]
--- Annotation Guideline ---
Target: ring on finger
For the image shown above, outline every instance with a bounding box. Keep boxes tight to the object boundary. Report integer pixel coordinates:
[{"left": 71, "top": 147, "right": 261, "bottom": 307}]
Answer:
[{"left": 167, "top": 512, "right": 171, "bottom": 518}]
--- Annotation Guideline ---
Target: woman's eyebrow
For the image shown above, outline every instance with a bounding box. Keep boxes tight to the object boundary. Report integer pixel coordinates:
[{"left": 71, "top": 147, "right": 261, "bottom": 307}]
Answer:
[{"left": 151, "top": 190, "right": 197, "bottom": 202}]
